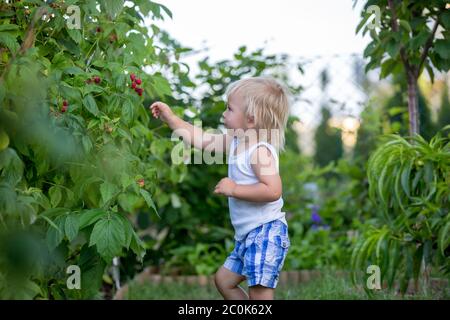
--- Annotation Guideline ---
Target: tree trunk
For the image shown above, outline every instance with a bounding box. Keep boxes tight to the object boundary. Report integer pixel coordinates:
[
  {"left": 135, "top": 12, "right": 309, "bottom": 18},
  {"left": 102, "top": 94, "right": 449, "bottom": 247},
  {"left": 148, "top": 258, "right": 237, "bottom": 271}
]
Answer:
[{"left": 407, "top": 72, "right": 420, "bottom": 137}]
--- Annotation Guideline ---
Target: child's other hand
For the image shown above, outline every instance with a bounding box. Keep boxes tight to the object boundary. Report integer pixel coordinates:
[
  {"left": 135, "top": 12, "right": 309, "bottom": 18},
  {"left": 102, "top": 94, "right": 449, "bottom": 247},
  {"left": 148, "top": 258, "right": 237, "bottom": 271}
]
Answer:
[
  {"left": 149, "top": 101, "right": 175, "bottom": 124},
  {"left": 214, "top": 177, "right": 236, "bottom": 197}
]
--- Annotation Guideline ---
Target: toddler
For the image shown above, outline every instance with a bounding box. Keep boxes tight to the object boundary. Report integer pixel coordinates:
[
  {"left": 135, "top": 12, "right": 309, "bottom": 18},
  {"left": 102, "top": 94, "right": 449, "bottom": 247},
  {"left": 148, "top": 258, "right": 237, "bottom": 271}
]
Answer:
[{"left": 149, "top": 76, "right": 291, "bottom": 300}]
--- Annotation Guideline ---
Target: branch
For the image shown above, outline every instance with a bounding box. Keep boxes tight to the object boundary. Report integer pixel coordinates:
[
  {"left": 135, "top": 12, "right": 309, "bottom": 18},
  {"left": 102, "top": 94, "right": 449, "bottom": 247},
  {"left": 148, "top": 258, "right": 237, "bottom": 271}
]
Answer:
[
  {"left": 0, "top": 6, "right": 47, "bottom": 82},
  {"left": 418, "top": 7, "right": 445, "bottom": 73},
  {"left": 387, "top": 0, "right": 411, "bottom": 74}
]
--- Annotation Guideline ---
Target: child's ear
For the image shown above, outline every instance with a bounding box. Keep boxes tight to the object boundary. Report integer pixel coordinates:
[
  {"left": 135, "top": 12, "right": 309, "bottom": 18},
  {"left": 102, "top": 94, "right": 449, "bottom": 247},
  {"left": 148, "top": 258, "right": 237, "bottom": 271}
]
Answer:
[{"left": 246, "top": 115, "right": 255, "bottom": 129}]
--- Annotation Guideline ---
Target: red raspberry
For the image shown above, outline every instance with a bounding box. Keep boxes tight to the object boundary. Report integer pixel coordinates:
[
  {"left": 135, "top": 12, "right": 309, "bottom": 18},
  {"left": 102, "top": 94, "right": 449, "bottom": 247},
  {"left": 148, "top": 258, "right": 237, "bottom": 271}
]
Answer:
[
  {"left": 131, "top": 82, "right": 137, "bottom": 89},
  {"left": 130, "top": 73, "right": 136, "bottom": 81},
  {"left": 94, "top": 76, "right": 101, "bottom": 84},
  {"left": 63, "top": 100, "right": 68, "bottom": 107},
  {"left": 61, "top": 105, "right": 68, "bottom": 113},
  {"left": 135, "top": 78, "right": 142, "bottom": 85}
]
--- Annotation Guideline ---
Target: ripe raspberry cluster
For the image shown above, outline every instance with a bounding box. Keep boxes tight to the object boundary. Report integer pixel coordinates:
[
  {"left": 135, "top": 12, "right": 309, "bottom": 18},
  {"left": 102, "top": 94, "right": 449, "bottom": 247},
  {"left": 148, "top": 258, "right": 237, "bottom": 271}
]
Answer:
[{"left": 130, "top": 73, "right": 143, "bottom": 96}]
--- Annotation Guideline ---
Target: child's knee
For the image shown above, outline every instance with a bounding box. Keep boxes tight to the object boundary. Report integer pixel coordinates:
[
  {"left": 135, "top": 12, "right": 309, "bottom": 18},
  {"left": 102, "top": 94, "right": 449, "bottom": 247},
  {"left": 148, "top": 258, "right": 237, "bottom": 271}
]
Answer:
[
  {"left": 214, "top": 269, "right": 225, "bottom": 289},
  {"left": 249, "top": 285, "right": 274, "bottom": 300}
]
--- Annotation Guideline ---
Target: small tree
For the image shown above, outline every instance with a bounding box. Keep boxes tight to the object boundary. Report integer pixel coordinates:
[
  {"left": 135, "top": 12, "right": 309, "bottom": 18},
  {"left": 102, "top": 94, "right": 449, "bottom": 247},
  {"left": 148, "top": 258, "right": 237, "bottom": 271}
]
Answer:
[{"left": 357, "top": 0, "right": 449, "bottom": 138}]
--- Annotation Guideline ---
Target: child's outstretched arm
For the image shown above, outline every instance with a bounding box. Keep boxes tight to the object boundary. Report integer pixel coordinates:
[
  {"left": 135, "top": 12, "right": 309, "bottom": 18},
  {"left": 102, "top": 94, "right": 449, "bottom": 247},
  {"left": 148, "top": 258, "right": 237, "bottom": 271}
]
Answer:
[
  {"left": 149, "top": 101, "right": 231, "bottom": 153},
  {"left": 214, "top": 145, "right": 282, "bottom": 202}
]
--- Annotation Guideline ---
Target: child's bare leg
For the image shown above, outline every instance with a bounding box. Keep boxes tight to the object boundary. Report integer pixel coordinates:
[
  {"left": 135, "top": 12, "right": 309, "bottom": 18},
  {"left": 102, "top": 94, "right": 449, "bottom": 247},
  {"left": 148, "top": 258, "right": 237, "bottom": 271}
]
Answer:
[
  {"left": 249, "top": 285, "right": 274, "bottom": 300},
  {"left": 214, "top": 266, "right": 248, "bottom": 300}
]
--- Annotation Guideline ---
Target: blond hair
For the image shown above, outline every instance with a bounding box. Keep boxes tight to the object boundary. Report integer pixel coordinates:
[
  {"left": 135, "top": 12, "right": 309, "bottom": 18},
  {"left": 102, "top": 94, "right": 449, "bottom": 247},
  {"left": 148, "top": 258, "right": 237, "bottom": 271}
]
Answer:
[{"left": 225, "top": 76, "right": 291, "bottom": 152}]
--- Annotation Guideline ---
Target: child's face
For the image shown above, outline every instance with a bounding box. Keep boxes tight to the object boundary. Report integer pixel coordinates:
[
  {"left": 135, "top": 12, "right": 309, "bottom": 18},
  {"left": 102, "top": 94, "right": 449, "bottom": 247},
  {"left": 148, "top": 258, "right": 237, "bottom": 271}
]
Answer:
[{"left": 223, "top": 92, "right": 254, "bottom": 131}]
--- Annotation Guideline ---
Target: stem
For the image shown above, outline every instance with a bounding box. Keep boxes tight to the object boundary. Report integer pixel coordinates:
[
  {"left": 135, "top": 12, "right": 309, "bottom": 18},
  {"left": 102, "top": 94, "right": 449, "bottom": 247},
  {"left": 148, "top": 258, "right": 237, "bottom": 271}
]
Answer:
[
  {"left": 387, "top": 0, "right": 411, "bottom": 72},
  {"left": 407, "top": 72, "right": 419, "bottom": 137},
  {"left": 418, "top": 6, "right": 446, "bottom": 73},
  {"left": 388, "top": 0, "right": 420, "bottom": 140}
]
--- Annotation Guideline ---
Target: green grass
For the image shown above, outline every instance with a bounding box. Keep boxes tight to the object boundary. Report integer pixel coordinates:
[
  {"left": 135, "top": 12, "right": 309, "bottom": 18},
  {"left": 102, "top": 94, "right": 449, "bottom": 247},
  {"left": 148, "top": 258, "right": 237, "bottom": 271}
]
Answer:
[{"left": 123, "top": 271, "right": 449, "bottom": 300}]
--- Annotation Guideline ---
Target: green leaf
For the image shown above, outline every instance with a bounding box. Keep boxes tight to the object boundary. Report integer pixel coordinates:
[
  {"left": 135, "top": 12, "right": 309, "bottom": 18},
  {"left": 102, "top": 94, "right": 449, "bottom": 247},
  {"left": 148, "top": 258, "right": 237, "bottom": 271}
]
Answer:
[
  {"left": 159, "top": 3, "right": 173, "bottom": 19},
  {"left": 386, "top": 38, "right": 401, "bottom": 58},
  {"left": 49, "top": 186, "right": 62, "bottom": 207},
  {"left": 39, "top": 215, "right": 61, "bottom": 232},
  {"left": 0, "top": 33, "right": 19, "bottom": 53},
  {"left": 115, "top": 213, "right": 133, "bottom": 249},
  {"left": 150, "top": 75, "right": 172, "bottom": 97},
  {"left": 441, "top": 10, "right": 450, "bottom": 29},
  {"left": 130, "top": 232, "right": 146, "bottom": 262},
  {"left": 89, "top": 214, "right": 126, "bottom": 262},
  {"left": 67, "top": 29, "right": 82, "bottom": 44},
  {"left": 63, "top": 66, "right": 85, "bottom": 75},
  {"left": 65, "top": 214, "right": 80, "bottom": 242},
  {"left": 434, "top": 39, "right": 450, "bottom": 59},
  {"left": 0, "top": 24, "right": 20, "bottom": 32},
  {"left": 60, "top": 83, "right": 82, "bottom": 101},
  {"left": 0, "top": 129, "right": 9, "bottom": 151},
  {"left": 101, "top": 0, "right": 124, "bottom": 19},
  {"left": 46, "top": 215, "right": 66, "bottom": 250},
  {"left": 83, "top": 95, "right": 99, "bottom": 116},
  {"left": 356, "top": 12, "right": 371, "bottom": 35},
  {"left": 121, "top": 99, "right": 134, "bottom": 125},
  {"left": 100, "top": 181, "right": 118, "bottom": 207},
  {"left": 139, "top": 189, "right": 159, "bottom": 217},
  {"left": 380, "top": 59, "right": 397, "bottom": 79},
  {"left": 400, "top": 162, "right": 412, "bottom": 197},
  {"left": 438, "top": 221, "right": 450, "bottom": 256},
  {"left": 399, "top": 20, "right": 411, "bottom": 33},
  {"left": 78, "top": 245, "right": 106, "bottom": 299},
  {"left": 79, "top": 209, "right": 106, "bottom": 229},
  {"left": 410, "top": 30, "right": 429, "bottom": 51}
]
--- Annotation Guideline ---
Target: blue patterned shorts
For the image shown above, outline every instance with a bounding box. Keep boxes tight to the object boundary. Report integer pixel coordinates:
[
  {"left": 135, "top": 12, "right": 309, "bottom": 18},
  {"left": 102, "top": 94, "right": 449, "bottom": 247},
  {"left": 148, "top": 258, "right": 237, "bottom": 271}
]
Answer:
[{"left": 223, "top": 219, "right": 290, "bottom": 288}]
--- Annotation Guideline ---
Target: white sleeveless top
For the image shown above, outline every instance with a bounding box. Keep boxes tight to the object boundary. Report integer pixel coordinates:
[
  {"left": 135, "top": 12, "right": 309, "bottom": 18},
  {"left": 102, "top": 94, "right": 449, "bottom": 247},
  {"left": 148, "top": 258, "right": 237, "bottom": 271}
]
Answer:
[{"left": 228, "top": 136, "right": 287, "bottom": 241}]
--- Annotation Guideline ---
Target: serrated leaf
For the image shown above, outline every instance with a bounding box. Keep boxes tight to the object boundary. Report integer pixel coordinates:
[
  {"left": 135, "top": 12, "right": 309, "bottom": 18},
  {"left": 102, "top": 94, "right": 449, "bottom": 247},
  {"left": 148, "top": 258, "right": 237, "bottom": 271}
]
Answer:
[
  {"left": 65, "top": 214, "right": 80, "bottom": 242},
  {"left": 130, "top": 232, "right": 146, "bottom": 262},
  {"left": 139, "top": 189, "right": 159, "bottom": 217},
  {"left": 79, "top": 209, "right": 106, "bottom": 229},
  {"left": 121, "top": 99, "right": 134, "bottom": 125},
  {"left": 89, "top": 214, "right": 126, "bottom": 262},
  {"left": 101, "top": 0, "right": 124, "bottom": 19},
  {"left": 49, "top": 186, "right": 62, "bottom": 207},
  {"left": 100, "top": 181, "right": 118, "bottom": 207},
  {"left": 46, "top": 215, "right": 66, "bottom": 250},
  {"left": 115, "top": 213, "right": 133, "bottom": 249},
  {"left": 83, "top": 94, "right": 99, "bottom": 116},
  {"left": 0, "top": 33, "right": 19, "bottom": 53}
]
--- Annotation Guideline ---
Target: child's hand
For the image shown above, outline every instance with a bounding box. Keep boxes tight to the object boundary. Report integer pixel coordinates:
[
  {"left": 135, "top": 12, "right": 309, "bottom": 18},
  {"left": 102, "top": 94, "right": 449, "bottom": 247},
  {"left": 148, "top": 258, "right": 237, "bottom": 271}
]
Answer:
[
  {"left": 149, "top": 101, "right": 175, "bottom": 124},
  {"left": 214, "top": 177, "right": 236, "bottom": 197}
]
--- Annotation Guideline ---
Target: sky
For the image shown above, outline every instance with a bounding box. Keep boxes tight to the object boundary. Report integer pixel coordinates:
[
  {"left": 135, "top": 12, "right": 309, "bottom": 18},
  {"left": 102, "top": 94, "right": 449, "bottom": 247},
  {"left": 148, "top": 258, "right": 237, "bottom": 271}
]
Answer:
[
  {"left": 155, "top": 0, "right": 370, "bottom": 60},
  {"left": 148, "top": 0, "right": 373, "bottom": 153}
]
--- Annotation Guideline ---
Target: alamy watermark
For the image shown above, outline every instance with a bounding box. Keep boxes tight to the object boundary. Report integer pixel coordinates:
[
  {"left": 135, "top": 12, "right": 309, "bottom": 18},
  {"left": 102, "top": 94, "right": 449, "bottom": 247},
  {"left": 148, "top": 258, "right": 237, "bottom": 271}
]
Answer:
[
  {"left": 66, "top": 265, "right": 81, "bottom": 289},
  {"left": 366, "top": 265, "right": 381, "bottom": 290},
  {"left": 366, "top": 5, "right": 381, "bottom": 30},
  {"left": 66, "top": 5, "right": 81, "bottom": 30}
]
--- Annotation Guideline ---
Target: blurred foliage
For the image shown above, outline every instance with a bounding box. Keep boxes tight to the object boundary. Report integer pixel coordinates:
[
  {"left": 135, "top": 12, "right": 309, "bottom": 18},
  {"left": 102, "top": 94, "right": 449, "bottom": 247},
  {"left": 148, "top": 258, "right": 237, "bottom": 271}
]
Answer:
[
  {"left": 314, "top": 106, "right": 344, "bottom": 167},
  {"left": 0, "top": 0, "right": 189, "bottom": 299},
  {"left": 351, "top": 131, "right": 450, "bottom": 294}
]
